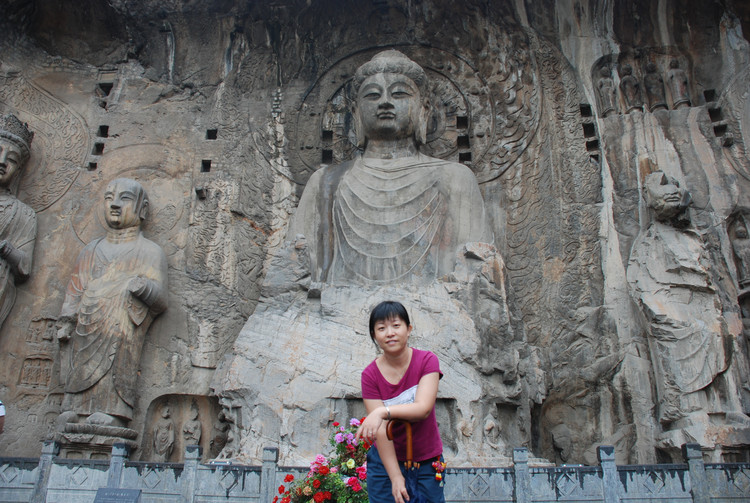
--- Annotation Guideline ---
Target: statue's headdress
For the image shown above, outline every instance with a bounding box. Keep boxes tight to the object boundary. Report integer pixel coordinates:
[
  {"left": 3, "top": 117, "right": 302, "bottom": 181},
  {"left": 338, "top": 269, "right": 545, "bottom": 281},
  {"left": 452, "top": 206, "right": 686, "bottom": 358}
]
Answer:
[{"left": 0, "top": 114, "right": 34, "bottom": 161}]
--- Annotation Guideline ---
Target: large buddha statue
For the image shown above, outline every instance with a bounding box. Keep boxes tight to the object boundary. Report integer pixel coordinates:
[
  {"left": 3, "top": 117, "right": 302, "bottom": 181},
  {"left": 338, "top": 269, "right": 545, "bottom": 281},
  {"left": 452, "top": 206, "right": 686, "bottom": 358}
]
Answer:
[
  {"left": 289, "top": 50, "right": 491, "bottom": 285},
  {"left": 0, "top": 114, "right": 36, "bottom": 330},
  {"left": 216, "top": 51, "right": 515, "bottom": 466}
]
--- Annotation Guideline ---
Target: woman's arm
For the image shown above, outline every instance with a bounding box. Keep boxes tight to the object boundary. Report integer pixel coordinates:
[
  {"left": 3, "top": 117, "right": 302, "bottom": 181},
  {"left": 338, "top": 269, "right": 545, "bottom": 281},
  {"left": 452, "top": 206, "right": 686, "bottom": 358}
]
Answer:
[
  {"left": 362, "top": 398, "right": 409, "bottom": 503},
  {"left": 356, "top": 372, "right": 439, "bottom": 442}
]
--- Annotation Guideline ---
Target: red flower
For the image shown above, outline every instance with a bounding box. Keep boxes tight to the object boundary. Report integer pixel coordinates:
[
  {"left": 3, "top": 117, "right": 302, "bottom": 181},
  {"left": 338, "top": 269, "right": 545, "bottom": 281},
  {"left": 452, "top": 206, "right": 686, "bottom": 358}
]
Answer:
[
  {"left": 348, "top": 478, "right": 362, "bottom": 492},
  {"left": 313, "top": 492, "right": 325, "bottom": 502},
  {"left": 284, "top": 474, "right": 294, "bottom": 483},
  {"left": 318, "top": 466, "right": 330, "bottom": 476},
  {"left": 278, "top": 485, "right": 285, "bottom": 494},
  {"left": 273, "top": 497, "right": 278, "bottom": 503},
  {"left": 281, "top": 497, "right": 291, "bottom": 503},
  {"left": 313, "top": 479, "right": 321, "bottom": 488},
  {"left": 324, "top": 491, "right": 332, "bottom": 500},
  {"left": 332, "top": 421, "right": 340, "bottom": 427}
]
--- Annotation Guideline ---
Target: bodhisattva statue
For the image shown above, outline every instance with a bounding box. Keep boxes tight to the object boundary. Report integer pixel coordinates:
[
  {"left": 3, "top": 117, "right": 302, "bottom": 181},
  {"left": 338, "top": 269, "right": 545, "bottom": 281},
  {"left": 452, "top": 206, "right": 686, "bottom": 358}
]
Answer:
[
  {"left": 596, "top": 67, "right": 617, "bottom": 117},
  {"left": 618, "top": 64, "right": 643, "bottom": 114},
  {"left": 290, "top": 49, "right": 491, "bottom": 284},
  {"left": 643, "top": 62, "right": 668, "bottom": 112},
  {"left": 57, "top": 178, "right": 168, "bottom": 428},
  {"left": 627, "top": 172, "right": 748, "bottom": 454},
  {"left": 0, "top": 114, "right": 36, "bottom": 330},
  {"left": 667, "top": 59, "right": 690, "bottom": 109}
]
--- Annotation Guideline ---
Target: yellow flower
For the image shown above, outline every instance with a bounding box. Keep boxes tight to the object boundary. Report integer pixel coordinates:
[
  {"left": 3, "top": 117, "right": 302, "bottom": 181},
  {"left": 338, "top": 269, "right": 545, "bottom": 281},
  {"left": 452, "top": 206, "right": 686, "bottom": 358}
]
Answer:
[{"left": 346, "top": 459, "right": 356, "bottom": 469}]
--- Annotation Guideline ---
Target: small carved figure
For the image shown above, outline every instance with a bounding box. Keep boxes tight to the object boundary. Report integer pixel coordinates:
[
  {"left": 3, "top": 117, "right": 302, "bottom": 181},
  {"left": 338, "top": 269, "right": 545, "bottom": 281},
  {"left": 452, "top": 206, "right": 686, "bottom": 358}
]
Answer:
[
  {"left": 57, "top": 178, "right": 168, "bottom": 427},
  {"left": 183, "top": 402, "right": 202, "bottom": 445},
  {"left": 0, "top": 114, "right": 36, "bottom": 330},
  {"left": 596, "top": 67, "right": 617, "bottom": 117},
  {"left": 618, "top": 64, "right": 643, "bottom": 113},
  {"left": 288, "top": 50, "right": 491, "bottom": 284},
  {"left": 667, "top": 59, "right": 690, "bottom": 109},
  {"left": 643, "top": 62, "right": 668, "bottom": 111},
  {"left": 730, "top": 215, "right": 750, "bottom": 294},
  {"left": 627, "top": 172, "right": 727, "bottom": 429},
  {"left": 209, "top": 410, "right": 229, "bottom": 458},
  {"left": 153, "top": 404, "right": 175, "bottom": 462}
]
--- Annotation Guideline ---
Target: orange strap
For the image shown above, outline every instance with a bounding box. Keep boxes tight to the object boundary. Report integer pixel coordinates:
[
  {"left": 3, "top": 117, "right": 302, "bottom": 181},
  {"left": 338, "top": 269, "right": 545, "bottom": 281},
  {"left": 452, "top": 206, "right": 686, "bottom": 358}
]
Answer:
[{"left": 386, "top": 419, "right": 415, "bottom": 469}]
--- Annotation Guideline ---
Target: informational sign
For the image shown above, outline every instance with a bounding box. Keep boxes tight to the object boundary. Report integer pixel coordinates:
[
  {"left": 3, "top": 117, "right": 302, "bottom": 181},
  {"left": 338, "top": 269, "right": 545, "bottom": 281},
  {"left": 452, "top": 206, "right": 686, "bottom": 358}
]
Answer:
[{"left": 93, "top": 488, "right": 142, "bottom": 503}]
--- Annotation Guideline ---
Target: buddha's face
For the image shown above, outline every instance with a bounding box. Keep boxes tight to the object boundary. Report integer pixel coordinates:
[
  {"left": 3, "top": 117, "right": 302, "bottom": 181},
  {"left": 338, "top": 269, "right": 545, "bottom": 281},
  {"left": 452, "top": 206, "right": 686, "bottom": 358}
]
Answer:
[
  {"left": 104, "top": 179, "right": 145, "bottom": 229},
  {"left": 0, "top": 138, "right": 24, "bottom": 187},
  {"left": 356, "top": 72, "right": 425, "bottom": 142},
  {"left": 645, "top": 173, "right": 690, "bottom": 221}
]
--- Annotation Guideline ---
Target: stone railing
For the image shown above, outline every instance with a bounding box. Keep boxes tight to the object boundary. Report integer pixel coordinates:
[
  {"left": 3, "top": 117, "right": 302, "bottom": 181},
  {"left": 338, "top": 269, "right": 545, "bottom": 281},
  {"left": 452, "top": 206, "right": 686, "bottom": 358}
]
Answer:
[{"left": 0, "top": 442, "right": 748, "bottom": 502}]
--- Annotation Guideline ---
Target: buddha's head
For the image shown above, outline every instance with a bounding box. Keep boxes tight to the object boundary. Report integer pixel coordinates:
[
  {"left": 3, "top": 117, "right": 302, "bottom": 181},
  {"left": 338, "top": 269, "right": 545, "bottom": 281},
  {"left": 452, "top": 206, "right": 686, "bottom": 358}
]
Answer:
[
  {"left": 104, "top": 178, "right": 149, "bottom": 230},
  {"left": 644, "top": 171, "right": 691, "bottom": 225},
  {"left": 0, "top": 114, "right": 34, "bottom": 189},
  {"left": 351, "top": 50, "right": 430, "bottom": 148}
]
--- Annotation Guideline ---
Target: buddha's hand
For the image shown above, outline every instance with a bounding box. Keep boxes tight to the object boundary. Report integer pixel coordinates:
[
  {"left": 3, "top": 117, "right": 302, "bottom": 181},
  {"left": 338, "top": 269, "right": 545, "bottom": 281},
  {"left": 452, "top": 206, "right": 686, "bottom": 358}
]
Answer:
[
  {"left": 56, "top": 320, "right": 74, "bottom": 342},
  {"left": 0, "top": 240, "right": 14, "bottom": 259},
  {"left": 127, "top": 276, "right": 149, "bottom": 299}
]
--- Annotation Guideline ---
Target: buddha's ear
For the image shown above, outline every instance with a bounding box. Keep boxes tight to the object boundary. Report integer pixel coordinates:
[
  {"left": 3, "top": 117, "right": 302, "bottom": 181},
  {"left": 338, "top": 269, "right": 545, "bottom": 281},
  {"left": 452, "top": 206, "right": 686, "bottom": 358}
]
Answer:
[
  {"left": 139, "top": 199, "right": 149, "bottom": 222},
  {"left": 416, "top": 97, "right": 429, "bottom": 145},
  {"left": 352, "top": 105, "right": 366, "bottom": 149}
]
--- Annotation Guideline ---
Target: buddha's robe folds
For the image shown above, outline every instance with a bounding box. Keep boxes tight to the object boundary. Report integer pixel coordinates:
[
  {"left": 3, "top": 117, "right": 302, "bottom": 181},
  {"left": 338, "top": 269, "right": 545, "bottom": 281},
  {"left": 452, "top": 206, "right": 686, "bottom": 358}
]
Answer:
[
  {"left": 0, "top": 193, "right": 35, "bottom": 327},
  {"left": 61, "top": 231, "right": 167, "bottom": 421},
  {"left": 291, "top": 153, "right": 492, "bottom": 284}
]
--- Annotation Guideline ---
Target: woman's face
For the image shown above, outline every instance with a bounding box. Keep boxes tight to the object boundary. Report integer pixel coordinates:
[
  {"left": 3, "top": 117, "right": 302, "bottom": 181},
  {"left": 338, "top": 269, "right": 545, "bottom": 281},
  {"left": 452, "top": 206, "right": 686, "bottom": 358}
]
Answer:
[
  {"left": 372, "top": 315, "right": 412, "bottom": 354},
  {"left": 356, "top": 73, "right": 424, "bottom": 142}
]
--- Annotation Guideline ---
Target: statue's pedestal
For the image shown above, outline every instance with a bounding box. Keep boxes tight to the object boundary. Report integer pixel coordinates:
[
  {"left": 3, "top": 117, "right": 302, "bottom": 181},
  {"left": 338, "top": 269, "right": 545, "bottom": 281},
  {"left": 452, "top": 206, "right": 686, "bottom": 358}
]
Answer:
[
  {"left": 54, "top": 423, "right": 138, "bottom": 460},
  {"left": 656, "top": 412, "right": 750, "bottom": 462},
  {"left": 213, "top": 243, "right": 520, "bottom": 466}
]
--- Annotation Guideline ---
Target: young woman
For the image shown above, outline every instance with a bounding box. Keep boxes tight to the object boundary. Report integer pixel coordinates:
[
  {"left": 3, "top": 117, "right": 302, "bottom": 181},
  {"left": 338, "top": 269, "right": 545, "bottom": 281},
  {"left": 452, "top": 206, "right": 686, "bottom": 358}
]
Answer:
[{"left": 356, "top": 301, "right": 445, "bottom": 503}]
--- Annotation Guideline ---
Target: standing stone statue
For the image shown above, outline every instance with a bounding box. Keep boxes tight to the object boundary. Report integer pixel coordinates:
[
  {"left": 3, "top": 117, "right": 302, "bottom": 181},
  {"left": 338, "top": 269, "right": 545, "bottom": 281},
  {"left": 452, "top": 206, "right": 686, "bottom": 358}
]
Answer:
[
  {"left": 667, "top": 59, "right": 690, "bottom": 109},
  {"left": 209, "top": 410, "right": 229, "bottom": 458},
  {"left": 618, "top": 64, "right": 643, "bottom": 113},
  {"left": 627, "top": 171, "right": 745, "bottom": 452},
  {"left": 0, "top": 114, "right": 36, "bottom": 330},
  {"left": 643, "top": 62, "right": 668, "bottom": 111},
  {"left": 153, "top": 403, "right": 175, "bottom": 462},
  {"left": 596, "top": 67, "right": 618, "bottom": 117},
  {"left": 57, "top": 178, "right": 168, "bottom": 428},
  {"left": 290, "top": 49, "right": 491, "bottom": 284},
  {"left": 182, "top": 401, "right": 202, "bottom": 445}
]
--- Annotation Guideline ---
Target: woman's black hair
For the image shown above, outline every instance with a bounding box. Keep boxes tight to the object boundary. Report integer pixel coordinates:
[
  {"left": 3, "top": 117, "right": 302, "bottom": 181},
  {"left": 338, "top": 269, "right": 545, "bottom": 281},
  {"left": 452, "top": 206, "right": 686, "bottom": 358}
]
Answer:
[{"left": 368, "top": 300, "right": 411, "bottom": 341}]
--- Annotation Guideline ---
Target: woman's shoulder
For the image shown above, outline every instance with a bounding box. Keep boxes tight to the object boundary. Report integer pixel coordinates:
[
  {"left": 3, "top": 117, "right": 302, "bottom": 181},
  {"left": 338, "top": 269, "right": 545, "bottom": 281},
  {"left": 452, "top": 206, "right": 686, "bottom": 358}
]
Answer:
[{"left": 411, "top": 348, "right": 440, "bottom": 369}]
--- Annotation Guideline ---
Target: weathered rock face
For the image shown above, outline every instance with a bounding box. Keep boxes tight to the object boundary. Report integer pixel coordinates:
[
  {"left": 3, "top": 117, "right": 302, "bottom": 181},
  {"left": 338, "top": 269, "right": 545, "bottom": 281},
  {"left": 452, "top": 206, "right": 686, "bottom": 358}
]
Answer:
[{"left": 0, "top": 0, "right": 749, "bottom": 465}]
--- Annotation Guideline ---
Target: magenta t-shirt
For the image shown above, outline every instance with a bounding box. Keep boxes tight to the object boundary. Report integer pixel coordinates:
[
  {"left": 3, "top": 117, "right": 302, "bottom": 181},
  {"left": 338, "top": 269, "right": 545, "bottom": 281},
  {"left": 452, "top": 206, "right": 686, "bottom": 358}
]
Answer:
[{"left": 361, "top": 348, "right": 443, "bottom": 462}]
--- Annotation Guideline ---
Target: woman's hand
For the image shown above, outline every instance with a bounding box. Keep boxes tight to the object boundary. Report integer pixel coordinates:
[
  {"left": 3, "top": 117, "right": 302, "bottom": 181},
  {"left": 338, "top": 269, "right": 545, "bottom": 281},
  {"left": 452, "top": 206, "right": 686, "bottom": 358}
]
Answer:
[
  {"left": 355, "top": 406, "right": 386, "bottom": 443},
  {"left": 391, "top": 473, "right": 410, "bottom": 503}
]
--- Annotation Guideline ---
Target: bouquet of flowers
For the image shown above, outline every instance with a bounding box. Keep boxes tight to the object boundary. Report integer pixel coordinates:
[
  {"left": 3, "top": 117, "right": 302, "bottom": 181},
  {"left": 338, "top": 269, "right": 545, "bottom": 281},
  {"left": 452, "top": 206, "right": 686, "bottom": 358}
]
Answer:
[{"left": 275, "top": 418, "right": 370, "bottom": 503}]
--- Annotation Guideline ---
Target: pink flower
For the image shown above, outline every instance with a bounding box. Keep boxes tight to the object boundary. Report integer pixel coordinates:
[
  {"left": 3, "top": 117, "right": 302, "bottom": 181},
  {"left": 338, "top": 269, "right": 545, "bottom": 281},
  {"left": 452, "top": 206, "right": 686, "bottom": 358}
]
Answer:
[{"left": 349, "top": 418, "right": 361, "bottom": 427}]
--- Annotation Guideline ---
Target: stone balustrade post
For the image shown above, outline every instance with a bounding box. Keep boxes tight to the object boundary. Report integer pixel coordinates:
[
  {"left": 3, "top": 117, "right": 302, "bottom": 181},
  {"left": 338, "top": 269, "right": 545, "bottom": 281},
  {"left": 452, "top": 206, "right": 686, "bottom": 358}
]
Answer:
[
  {"left": 513, "top": 447, "right": 530, "bottom": 503},
  {"left": 29, "top": 440, "right": 59, "bottom": 503},
  {"left": 260, "top": 447, "right": 279, "bottom": 503},
  {"left": 598, "top": 445, "right": 620, "bottom": 503},
  {"left": 181, "top": 445, "right": 202, "bottom": 503},
  {"left": 682, "top": 443, "right": 709, "bottom": 503},
  {"left": 107, "top": 442, "right": 130, "bottom": 488}
]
